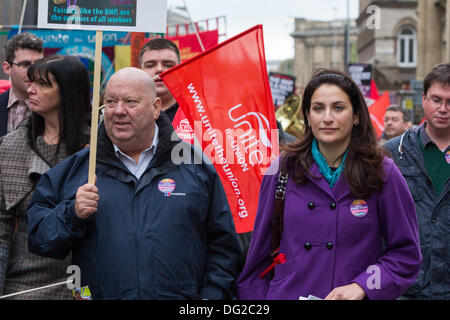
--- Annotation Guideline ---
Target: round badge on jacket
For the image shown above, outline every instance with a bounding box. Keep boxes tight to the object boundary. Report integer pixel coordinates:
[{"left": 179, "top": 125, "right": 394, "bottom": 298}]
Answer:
[
  {"left": 158, "top": 178, "right": 176, "bottom": 196},
  {"left": 350, "top": 199, "right": 369, "bottom": 218},
  {"left": 445, "top": 150, "right": 450, "bottom": 164}
]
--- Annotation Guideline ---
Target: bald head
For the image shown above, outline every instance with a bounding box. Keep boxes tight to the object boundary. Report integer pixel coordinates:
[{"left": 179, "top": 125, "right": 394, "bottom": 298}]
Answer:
[{"left": 107, "top": 67, "right": 157, "bottom": 97}]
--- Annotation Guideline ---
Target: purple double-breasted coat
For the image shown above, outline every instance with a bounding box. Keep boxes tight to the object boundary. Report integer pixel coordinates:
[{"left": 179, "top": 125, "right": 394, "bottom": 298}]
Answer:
[{"left": 237, "top": 156, "right": 422, "bottom": 300}]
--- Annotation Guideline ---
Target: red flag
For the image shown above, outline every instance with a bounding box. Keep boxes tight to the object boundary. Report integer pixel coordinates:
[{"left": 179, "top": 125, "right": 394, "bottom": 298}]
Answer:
[
  {"left": 369, "top": 79, "right": 380, "bottom": 100},
  {"left": 172, "top": 108, "right": 195, "bottom": 144},
  {"left": 368, "top": 91, "right": 390, "bottom": 138},
  {"left": 160, "top": 25, "right": 279, "bottom": 233},
  {"left": 0, "top": 80, "right": 10, "bottom": 95},
  {"left": 131, "top": 32, "right": 146, "bottom": 68}
]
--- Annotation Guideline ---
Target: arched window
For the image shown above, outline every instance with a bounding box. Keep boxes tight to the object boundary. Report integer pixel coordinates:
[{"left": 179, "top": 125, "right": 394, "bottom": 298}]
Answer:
[{"left": 397, "top": 26, "right": 417, "bottom": 67}]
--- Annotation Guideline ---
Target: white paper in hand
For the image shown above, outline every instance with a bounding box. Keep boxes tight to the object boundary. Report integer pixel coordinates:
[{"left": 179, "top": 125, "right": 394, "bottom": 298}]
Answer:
[{"left": 299, "top": 294, "right": 322, "bottom": 300}]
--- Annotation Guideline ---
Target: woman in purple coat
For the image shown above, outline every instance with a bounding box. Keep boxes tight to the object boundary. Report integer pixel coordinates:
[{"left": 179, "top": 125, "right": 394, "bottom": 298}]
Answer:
[{"left": 237, "top": 69, "right": 422, "bottom": 300}]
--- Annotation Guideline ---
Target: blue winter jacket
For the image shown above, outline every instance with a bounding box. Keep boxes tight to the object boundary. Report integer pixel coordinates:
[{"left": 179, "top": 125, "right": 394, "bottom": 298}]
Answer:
[
  {"left": 384, "top": 124, "right": 450, "bottom": 299},
  {"left": 26, "top": 113, "right": 241, "bottom": 300}
]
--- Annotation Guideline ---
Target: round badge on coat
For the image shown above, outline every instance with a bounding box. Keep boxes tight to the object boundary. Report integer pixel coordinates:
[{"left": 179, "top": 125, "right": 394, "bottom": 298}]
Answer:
[
  {"left": 350, "top": 199, "right": 368, "bottom": 218},
  {"left": 445, "top": 150, "right": 450, "bottom": 164},
  {"left": 158, "top": 179, "right": 176, "bottom": 195}
]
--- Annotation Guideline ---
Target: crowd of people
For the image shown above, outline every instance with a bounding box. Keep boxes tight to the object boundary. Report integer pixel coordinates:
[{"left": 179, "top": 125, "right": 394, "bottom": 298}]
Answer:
[{"left": 0, "top": 32, "right": 448, "bottom": 300}]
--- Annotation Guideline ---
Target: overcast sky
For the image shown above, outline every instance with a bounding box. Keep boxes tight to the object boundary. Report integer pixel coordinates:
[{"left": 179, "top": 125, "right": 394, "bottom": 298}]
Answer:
[{"left": 167, "top": 0, "right": 360, "bottom": 61}]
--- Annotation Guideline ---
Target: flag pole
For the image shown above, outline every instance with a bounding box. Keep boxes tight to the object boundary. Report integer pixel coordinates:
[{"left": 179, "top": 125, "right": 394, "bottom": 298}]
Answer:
[
  {"left": 182, "top": 0, "right": 205, "bottom": 52},
  {"left": 88, "top": 30, "right": 103, "bottom": 185}
]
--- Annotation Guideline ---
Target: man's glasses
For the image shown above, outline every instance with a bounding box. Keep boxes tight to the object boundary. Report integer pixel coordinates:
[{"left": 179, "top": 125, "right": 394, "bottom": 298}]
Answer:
[
  {"left": 426, "top": 95, "right": 450, "bottom": 109},
  {"left": 10, "top": 60, "right": 32, "bottom": 71}
]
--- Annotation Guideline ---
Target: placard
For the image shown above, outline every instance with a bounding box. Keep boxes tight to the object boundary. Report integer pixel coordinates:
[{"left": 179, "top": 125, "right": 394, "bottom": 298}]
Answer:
[
  {"left": 38, "top": 0, "right": 167, "bottom": 33},
  {"left": 348, "top": 63, "right": 372, "bottom": 98},
  {"left": 269, "top": 72, "right": 296, "bottom": 108}
]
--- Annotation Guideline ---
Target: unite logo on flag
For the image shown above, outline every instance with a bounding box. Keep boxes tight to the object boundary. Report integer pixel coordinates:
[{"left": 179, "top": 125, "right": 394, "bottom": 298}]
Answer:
[{"left": 160, "top": 25, "right": 279, "bottom": 233}]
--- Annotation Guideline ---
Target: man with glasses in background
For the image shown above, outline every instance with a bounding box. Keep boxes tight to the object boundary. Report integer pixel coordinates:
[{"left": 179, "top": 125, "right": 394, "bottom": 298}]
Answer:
[
  {"left": 0, "top": 32, "right": 43, "bottom": 137},
  {"left": 384, "top": 63, "right": 450, "bottom": 300}
]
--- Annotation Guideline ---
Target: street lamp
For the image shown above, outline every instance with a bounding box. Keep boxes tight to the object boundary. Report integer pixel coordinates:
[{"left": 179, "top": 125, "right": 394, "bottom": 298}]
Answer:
[{"left": 344, "top": 0, "right": 350, "bottom": 72}]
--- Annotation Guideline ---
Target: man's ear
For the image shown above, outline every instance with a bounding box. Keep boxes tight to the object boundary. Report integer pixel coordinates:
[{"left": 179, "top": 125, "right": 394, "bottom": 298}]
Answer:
[
  {"left": 153, "top": 97, "right": 162, "bottom": 120},
  {"left": 2, "top": 61, "right": 11, "bottom": 77}
]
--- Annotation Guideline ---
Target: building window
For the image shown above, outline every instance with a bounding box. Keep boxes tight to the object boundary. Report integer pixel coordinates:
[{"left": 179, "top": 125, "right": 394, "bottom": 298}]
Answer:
[{"left": 397, "top": 27, "right": 416, "bottom": 67}]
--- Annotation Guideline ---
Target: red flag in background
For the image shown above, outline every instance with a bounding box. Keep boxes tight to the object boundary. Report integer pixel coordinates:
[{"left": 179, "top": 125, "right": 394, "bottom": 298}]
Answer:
[
  {"left": 0, "top": 80, "right": 11, "bottom": 95},
  {"left": 369, "top": 79, "right": 380, "bottom": 100},
  {"left": 160, "top": 25, "right": 279, "bottom": 234},
  {"left": 131, "top": 32, "right": 146, "bottom": 68},
  {"left": 368, "top": 91, "right": 390, "bottom": 138}
]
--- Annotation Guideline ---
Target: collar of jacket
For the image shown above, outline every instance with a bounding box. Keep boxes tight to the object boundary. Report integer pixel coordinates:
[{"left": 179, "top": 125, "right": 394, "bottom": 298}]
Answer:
[
  {"left": 0, "top": 117, "right": 50, "bottom": 210},
  {"left": 397, "top": 124, "right": 423, "bottom": 161},
  {"left": 96, "top": 111, "right": 181, "bottom": 176},
  {"left": 304, "top": 161, "right": 352, "bottom": 202}
]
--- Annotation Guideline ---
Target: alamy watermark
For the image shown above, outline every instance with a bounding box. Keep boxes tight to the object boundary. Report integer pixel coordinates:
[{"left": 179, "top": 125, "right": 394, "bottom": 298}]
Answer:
[
  {"left": 366, "top": 5, "right": 381, "bottom": 30},
  {"left": 66, "top": 264, "right": 81, "bottom": 290},
  {"left": 366, "top": 265, "right": 381, "bottom": 290}
]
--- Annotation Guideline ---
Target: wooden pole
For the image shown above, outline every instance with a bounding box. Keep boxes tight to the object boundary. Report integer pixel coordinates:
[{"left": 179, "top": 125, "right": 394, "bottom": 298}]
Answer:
[
  {"left": 88, "top": 30, "right": 103, "bottom": 185},
  {"left": 18, "top": 0, "right": 28, "bottom": 34}
]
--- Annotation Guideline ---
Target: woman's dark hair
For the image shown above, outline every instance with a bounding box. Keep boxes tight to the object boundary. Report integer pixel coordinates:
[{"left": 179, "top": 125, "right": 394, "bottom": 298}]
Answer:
[
  {"left": 283, "top": 68, "right": 387, "bottom": 198},
  {"left": 27, "top": 55, "right": 91, "bottom": 159}
]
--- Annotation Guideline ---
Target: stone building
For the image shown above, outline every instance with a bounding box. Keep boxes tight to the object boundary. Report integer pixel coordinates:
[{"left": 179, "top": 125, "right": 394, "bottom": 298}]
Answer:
[
  {"left": 416, "top": 0, "right": 450, "bottom": 80},
  {"left": 357, "top": 0, "right": 419, "bottom": 91},
  {"left": 357, "top": 0, "right": 449, "bottom": 122},
  {"left": 291, "top": 18, "right": 359, "bottom": 92},
  {"left": 358, "top": 0, "right": 449, "bottom": 86}
]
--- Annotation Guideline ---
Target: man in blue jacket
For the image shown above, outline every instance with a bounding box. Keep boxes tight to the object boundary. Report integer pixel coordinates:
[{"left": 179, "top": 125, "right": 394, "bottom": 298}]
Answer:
[
  {"left": 27, "top": 68, "right": 241, "bottom": 300},
  {"left": 384, "top": 63, "right": 449, "bottom": 299}
]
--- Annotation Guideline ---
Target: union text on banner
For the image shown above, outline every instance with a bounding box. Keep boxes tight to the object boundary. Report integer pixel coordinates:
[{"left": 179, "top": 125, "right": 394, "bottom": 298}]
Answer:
[{"left": 160, "top": 25, "right": 279, "bottom": 233}]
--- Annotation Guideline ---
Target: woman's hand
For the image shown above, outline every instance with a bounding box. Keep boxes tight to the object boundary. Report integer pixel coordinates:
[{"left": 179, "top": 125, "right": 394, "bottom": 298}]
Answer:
[{"left": 324, "top": 283, "right": 366, "bottom": 300}]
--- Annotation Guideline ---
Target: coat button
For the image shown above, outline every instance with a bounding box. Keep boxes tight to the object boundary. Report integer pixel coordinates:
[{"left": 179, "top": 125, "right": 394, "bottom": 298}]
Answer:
[
  {"left": 326, "top": 242, "right": 333, "bottom": 250},
  {"left": 304, "top": 242, "right": 312, "bottom": 250},
  {"left": 308, "top": 202, "right": 315, "bottom": 210},
  {"left": 330, "top": 202, "right": 337, "bottom": 210}
]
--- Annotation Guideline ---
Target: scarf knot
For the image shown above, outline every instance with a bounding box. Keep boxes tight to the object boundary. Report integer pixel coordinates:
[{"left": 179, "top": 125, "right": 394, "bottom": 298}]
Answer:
[{"left": 312, "top": 138, "right": 348, "bottom": 189}]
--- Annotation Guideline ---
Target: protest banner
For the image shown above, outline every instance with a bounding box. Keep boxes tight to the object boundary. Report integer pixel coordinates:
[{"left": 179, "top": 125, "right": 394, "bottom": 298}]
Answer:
[
  {"left": 38, "top": 0, "right": 167, "bottom": 184},
  {"left": 38, "top": 0, "right": 166, "bottom": 33},
  {"left": 166, "top": 30, "right": 219, "bottom": 62},
  {"left": 348, "top": 63, "right": 373, "bottom": 98},
  {"left": 160, "top": 25, "right": 279, "bottom": 233},
  {"left": 269, "top": 72, "right": 296, "bottom": 108}
]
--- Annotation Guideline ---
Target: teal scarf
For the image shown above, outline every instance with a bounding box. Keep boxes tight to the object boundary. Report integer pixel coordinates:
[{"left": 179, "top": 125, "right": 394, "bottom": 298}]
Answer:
[{"left": 311, "top": 138, "right": 349, "bottom": 189}]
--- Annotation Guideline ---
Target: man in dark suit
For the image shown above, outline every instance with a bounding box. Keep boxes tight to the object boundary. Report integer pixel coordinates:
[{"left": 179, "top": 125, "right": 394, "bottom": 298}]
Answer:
[{"left": 1, "top": 32, "right": 43, "bottom": 137}]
